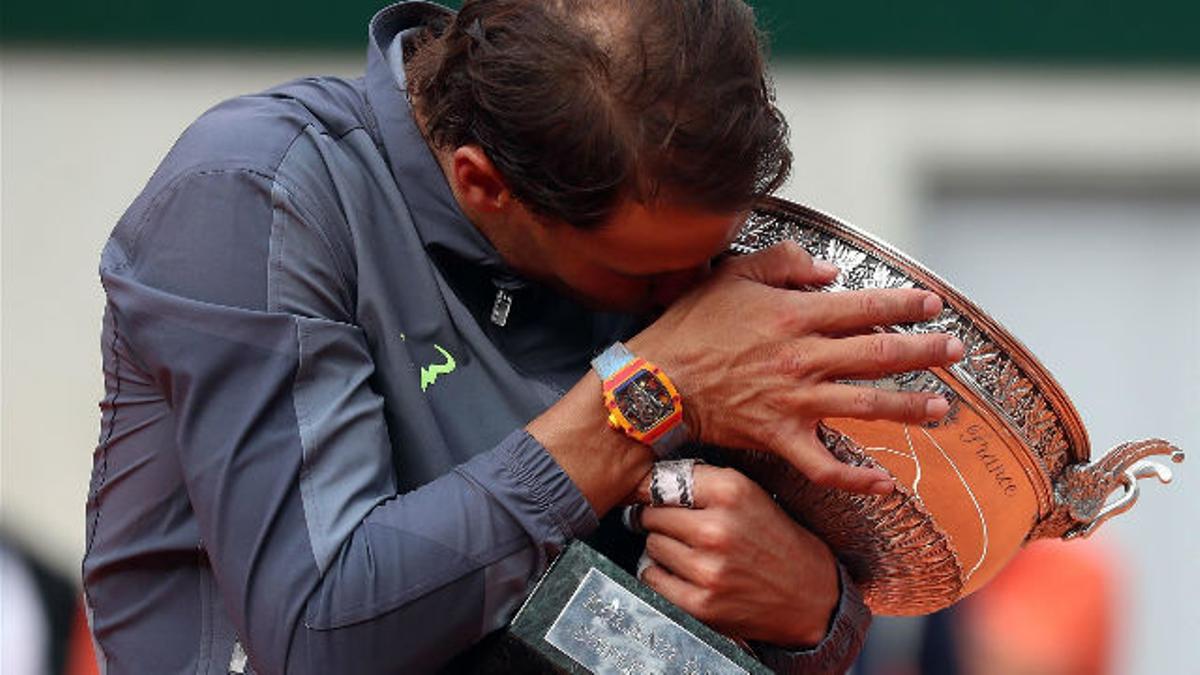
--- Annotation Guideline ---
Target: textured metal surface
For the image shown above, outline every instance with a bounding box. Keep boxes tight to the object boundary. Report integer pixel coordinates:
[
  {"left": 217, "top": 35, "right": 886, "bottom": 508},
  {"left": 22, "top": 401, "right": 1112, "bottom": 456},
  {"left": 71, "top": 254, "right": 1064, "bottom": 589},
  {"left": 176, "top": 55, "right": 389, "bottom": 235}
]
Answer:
[
  {"left": 718, "top": 197, "right": 1186, "bottom": 614},
  {"left": 1032, "top": 439, "right": 1185, "bottom": 540},
  {"left": 699, "top": 425, "right": 966, "bottom": 616},
  {"left": 736, "top": 199, "right": 1086, "bottom": 484},
  {"left": 544, "top": 567, "right": 748, "bottom": 675}
]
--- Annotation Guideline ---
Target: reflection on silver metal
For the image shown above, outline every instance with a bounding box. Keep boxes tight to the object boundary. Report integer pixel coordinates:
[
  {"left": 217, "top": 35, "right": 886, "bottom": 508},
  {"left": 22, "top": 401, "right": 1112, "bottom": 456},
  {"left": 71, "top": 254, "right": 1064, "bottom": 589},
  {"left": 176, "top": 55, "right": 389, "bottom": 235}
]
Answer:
[
  {"left": 1034, "top": 440, "right": 1185, "bottom": 540},
  {"left": 649, "top": 459, "right": 699, "bottom": 508},
  {"left": 544, "top": 567, "right": 746, "bottom": 675},
  {"left": 714, "top": 197, "right": 1187, "bottom": 615},
  {"left": 734, "top": 202, "right": 1082, "bottom": 477}
]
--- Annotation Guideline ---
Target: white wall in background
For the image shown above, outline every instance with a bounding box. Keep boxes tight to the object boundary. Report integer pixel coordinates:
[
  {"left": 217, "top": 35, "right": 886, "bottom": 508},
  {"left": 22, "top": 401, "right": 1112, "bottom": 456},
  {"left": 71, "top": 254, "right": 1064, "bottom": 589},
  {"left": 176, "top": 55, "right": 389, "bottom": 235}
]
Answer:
[
  {"left": 920, "top": 193, "right": 1200, "bottom": 675},
  {"left": 2, "top": 49, "right": 1197, "bottom": 671},
  {"left": 1, "top": 49, "right": 363, "bottom": 575}
]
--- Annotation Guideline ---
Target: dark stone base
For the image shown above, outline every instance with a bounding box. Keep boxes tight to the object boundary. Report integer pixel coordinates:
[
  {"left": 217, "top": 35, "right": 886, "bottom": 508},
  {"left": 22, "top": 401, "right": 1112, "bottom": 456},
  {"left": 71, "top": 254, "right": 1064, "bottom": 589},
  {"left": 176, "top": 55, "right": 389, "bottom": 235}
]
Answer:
[{"left": 447, "top": 541, "right": 769, "bottom": 674}]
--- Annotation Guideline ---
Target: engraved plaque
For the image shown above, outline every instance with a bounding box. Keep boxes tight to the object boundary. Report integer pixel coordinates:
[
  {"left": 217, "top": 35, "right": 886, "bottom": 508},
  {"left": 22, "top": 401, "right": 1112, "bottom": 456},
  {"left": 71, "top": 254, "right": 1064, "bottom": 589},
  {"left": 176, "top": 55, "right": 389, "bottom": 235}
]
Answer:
[
  {"left": 544, "top": 567, "right": 747, "bottom": 675},
  {"left": 455, "top": 542, "right": 769, "bottom": 674}
]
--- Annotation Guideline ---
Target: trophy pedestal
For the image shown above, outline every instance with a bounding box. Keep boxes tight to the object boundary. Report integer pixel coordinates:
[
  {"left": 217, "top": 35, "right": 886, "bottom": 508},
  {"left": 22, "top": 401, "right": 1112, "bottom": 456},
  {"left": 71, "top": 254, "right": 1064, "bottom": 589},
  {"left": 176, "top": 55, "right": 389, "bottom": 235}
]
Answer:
[{"left": 457, "top": 541, "right": 768, "bottom": 674}]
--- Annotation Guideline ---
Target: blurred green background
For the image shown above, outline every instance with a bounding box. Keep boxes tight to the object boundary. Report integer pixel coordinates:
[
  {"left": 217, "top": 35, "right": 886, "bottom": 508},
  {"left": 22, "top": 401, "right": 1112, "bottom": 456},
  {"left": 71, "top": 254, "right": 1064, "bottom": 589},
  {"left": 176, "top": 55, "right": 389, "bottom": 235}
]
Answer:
[{"left": 5, "top": 0, "right": 1200, "bottom": 64}]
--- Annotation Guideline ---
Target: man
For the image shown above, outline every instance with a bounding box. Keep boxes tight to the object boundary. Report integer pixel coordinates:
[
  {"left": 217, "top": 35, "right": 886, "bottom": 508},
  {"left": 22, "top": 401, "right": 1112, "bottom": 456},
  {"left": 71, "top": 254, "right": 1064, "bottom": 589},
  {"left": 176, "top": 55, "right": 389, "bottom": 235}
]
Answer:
[{"left": 83, "top": 1, "right": 961, "bottom": 673}]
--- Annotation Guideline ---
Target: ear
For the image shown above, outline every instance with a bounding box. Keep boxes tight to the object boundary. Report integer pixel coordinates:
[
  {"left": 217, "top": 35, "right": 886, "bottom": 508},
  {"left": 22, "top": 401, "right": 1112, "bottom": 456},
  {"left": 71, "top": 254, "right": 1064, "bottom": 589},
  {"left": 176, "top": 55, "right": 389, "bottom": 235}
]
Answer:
[{"left": 449, "top": 145, "right": 511, "bottom": 214}]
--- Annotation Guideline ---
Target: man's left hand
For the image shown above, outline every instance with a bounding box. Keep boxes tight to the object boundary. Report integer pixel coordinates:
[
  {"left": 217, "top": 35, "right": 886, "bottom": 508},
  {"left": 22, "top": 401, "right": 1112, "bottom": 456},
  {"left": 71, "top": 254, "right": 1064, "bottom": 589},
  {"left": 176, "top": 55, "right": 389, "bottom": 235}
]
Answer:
[{"left": 632, "top": 465, "right": 841, "bottom": 648}]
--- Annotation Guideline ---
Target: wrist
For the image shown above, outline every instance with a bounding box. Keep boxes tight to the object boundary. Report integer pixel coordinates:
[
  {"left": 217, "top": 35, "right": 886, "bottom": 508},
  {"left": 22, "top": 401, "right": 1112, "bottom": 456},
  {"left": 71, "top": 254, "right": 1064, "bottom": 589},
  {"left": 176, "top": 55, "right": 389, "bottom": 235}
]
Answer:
[
  {"left": 527, "top": 371, "right": 655, "bottom": 516},
  {"left": 784, "top": 544, "right": 842, "bottom": 648},
  {"left": 754, "top": 562, "right": 871, "bottom": 673}
]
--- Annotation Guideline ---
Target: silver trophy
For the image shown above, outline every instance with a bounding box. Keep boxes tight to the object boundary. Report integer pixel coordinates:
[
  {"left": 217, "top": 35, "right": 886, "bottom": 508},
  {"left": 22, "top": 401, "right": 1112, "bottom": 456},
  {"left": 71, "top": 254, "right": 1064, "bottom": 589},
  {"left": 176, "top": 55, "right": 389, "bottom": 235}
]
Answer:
[{"left": 709, "top": 197, "right": 1186, "bottom": 616}]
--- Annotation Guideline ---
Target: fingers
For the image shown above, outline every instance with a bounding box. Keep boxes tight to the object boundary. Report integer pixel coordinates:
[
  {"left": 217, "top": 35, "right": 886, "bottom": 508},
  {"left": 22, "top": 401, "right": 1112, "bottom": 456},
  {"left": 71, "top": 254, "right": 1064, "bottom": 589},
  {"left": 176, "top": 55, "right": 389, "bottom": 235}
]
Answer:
[
  {"left": 728, "top": 241, "right": 838, "bottom": 290},
  {"left": 640, "top": 563, "right": 709, "bottom": 620},
  {"left": 644, "top": 533, "right": 707, "bottom": 585},
  {"left": 804, "top": 384, "right": 951, "bottom": 425},
  {"left": 631, "top": 465, "right": 742, "bottom": 510},
  {"left": 774, "top": 432, "right": 894, "bottom": 495},
  {"left": 804, "top": 332, "right": 964, "bottom": 380},
  {"left": 631, "top": 472, "right": 654, "bottom": 505},
  {"left": 792, "top": 288, "right": 943, "bottom": 334},
  {"left": 638, "top": 504, "right": 709, "bottom": 545}
]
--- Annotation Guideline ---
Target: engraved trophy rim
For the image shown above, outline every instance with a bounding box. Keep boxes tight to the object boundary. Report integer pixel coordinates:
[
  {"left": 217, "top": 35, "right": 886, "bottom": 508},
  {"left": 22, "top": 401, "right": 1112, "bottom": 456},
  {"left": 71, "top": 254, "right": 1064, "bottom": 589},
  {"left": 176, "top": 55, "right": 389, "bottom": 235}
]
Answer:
[
  {"left": 750, "top": 195, "right": 1092, "bottom": 472},
  {"left": 725, "top": 197, "right": 1183, "bottom": 613}
]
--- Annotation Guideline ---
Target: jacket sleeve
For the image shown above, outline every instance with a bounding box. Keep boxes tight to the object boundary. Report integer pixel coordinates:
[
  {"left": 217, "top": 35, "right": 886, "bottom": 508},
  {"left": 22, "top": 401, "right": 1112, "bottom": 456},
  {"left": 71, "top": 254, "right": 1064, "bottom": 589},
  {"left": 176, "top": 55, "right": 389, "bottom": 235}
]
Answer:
[
  {"left": 100, "top": 167, "right": 597, "bottom": 674},
  {"left": 754, "top": 563, "right": 872, "bottom": 674}
]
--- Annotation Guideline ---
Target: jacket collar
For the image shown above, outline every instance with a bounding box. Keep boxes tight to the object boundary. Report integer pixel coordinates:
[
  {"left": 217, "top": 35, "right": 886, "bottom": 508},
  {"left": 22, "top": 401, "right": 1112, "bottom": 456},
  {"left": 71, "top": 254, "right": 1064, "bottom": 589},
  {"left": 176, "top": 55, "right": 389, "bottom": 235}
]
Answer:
[{"left": 365, "top": 2, "right": 513, "bottom": 277}]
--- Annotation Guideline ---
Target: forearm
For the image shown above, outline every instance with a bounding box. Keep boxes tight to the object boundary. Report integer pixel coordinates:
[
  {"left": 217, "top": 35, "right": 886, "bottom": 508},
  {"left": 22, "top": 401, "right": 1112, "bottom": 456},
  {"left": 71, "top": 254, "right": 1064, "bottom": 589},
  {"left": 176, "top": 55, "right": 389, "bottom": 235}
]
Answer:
[
  {"left": 289, "top": 431, "right": 597, "bottom": 672},
  {"left": 289, "top": 372, "right": 655, "bottom": 671},
  {"left": 527, "top": 370, "right": 656, "bottom": 517}
]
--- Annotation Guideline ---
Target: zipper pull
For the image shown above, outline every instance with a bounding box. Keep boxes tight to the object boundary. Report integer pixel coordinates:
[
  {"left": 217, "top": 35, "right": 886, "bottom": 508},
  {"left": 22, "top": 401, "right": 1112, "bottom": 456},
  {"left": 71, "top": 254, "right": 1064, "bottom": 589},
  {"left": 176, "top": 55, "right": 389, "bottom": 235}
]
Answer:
[{"left": 491, "top": 288, "right": 513, "bottom": 327}]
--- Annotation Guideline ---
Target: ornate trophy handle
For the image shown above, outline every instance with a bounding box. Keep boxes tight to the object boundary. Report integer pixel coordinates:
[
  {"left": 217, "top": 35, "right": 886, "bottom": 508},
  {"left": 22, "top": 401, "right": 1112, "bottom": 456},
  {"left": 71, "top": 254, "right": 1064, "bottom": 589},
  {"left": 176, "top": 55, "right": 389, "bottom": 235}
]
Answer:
[{"left": 1035, "top": 439, "right": 1185, "bottom": 540}]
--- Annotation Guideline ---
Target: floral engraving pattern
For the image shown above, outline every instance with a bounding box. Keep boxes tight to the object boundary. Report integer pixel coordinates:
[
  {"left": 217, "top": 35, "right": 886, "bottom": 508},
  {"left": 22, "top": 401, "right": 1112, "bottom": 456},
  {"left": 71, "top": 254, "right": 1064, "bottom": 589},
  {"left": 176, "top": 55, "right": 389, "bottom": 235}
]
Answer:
[
  {"left": 734, "top": 208, "right": 1074, "bottom": 478},
  {"left": 721, "top": 202, "right": 1182, "bottom": 593},
  {"left": 698, "top": 426, "right": 966, "bottom": 616}
]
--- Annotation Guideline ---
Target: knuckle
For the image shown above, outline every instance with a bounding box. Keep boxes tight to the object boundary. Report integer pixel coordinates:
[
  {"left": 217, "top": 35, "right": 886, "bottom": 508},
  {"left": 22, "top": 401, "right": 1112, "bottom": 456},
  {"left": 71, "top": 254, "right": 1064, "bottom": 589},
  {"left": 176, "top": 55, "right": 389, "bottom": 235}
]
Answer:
[
  {"left": 640, "top": 564, "right": 660, "bottom": 587},
  {"left": 693, "top": 588, "right": 719, "bottom": 620},
  {"left": 758, "top": 426, "right": 792, "bottom": 460},
  {"left": 785, "top": 295, "right": 819, "bottom": 331},
  {"left": 858, "top": 293, "right": 882, "bottom": 322},
  {"left": 777, "top": 240, "right": 811, "bottom": 264},
  {"left": 807, "top": 462, "right": 840, "bottom": 487},
  {"left": 696, "top": 560, "right": 723, "bottom": 589},
  {"left": 866, "top": 336, "right": 892, "bottom": 368},
  {"left": 774, "top": 303, "right": 802, "bottom": 333},
  {"left": 853, "top": 388, "right": 880, "bottom": 416},
  {"left": 698, "top": 520, "right": 731, "bottom": 549},
  {"left": 929, "top": 335, "right": 948, "bottom": 361},
  {"left": 729, "top": 472, "right": 756, "bottom": 500},
  {"left": 914, "top": 290, "right": 934, "bottom": 315},
  {"left": 906, "top": 395, "right": 926, "bottom": 420},
  {"left": 708, "top": 560, "right": 736, "bottom": 592},
  {"left": 644, "top": 533, "right": 665, "bottom": 558},
  {"left": 714, "top": 469, "right": 751, "bottom": 503},
  {"left": 778, "top": 347, "right": 813, "bottom": 377}
]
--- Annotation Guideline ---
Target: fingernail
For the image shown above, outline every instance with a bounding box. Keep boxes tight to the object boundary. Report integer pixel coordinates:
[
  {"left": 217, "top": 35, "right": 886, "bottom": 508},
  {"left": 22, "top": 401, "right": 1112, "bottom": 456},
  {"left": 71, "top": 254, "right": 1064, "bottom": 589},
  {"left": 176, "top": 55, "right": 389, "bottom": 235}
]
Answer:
[
  {"left": 870, "top": 479, "right": 895, "bottom": 495},
  {"left": 926, "top": 397, "right": 950, "bottom": 418},
  {"left": 922, "top": 294, "right": 943, "bottom": 316},
  {"left": 814, "top": 260, "right": 838, "bottom": 276},
  {"left": 945, "top": 337, "right": 964, "bottom": 361},
  {"left": 636, "top": 551, "right": 653, "bottom": 580}
]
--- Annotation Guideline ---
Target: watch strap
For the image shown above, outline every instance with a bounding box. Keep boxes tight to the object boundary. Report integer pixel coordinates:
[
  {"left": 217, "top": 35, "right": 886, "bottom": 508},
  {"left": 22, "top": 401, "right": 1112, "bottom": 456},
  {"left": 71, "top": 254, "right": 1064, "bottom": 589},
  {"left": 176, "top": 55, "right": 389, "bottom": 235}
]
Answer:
[
  {"left": 649, "top": 423, "right": 689, "bottom": 458},
  {"left": 591, "top": 342, "right": 636, "bottom": 380}
]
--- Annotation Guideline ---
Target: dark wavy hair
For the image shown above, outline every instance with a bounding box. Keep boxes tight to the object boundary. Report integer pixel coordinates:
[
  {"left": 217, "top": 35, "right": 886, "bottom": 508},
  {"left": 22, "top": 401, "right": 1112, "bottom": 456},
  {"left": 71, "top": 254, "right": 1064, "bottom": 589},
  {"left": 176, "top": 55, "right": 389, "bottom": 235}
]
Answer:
[{"left": 407, "top": 0, "right": 791, "bottom": 229}]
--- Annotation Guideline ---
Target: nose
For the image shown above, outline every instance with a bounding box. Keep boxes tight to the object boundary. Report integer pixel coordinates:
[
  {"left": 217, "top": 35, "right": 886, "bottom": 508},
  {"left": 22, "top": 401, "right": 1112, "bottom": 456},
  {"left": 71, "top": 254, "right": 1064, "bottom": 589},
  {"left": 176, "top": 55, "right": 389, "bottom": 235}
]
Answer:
[{"left": 649, "top": 263, "right": 712, "bottom": 309}]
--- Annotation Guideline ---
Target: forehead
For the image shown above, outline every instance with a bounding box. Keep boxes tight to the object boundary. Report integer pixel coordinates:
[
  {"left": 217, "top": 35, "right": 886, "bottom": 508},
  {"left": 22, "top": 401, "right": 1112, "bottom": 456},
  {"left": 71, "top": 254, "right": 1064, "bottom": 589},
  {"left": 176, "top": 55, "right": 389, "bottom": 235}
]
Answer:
[{"left": 580, "top": 200, "right": 745, "bottom": 275}]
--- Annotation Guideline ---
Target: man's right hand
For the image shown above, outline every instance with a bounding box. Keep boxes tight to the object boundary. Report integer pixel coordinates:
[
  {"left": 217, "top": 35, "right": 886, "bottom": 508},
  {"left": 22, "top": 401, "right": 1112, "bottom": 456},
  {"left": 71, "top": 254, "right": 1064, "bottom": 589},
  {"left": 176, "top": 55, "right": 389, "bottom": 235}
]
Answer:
[{"left": 628, "top": 241, "right": 963, "bottom": 495}]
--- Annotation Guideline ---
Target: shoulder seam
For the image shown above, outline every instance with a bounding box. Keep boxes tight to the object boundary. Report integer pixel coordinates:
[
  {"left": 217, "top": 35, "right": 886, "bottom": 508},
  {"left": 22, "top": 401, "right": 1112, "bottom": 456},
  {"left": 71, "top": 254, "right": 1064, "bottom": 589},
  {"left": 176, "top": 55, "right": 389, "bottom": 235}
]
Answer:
[
  {"left": 126, "top": 165, "right": 278, "bottom": 263},
  {"left": 269, "top": 128, "right": 359, "bottom": 306}
]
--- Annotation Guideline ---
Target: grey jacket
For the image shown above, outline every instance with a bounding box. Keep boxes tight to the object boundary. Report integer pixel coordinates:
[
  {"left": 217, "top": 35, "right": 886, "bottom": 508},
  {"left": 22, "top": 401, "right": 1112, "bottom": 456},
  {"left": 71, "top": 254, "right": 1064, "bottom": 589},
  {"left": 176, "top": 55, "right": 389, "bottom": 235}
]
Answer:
[{"left": 83, "top": 2, "right": 869, "bottom": 673}]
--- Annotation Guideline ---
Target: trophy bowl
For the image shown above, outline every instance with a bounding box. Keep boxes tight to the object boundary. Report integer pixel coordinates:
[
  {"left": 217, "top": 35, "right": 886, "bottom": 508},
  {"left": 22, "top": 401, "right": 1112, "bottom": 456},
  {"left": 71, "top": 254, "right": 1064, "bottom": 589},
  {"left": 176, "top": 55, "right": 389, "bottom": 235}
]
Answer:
[{"left": 708, "top": 196, "right": 1185, "bottom": 617}]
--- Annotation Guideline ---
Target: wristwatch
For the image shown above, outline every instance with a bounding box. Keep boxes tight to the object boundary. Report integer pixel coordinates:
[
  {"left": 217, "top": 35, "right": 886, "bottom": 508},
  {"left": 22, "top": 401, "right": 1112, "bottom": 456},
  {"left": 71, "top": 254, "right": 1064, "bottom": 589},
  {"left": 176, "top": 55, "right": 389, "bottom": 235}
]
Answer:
[{"left": 591, "top": 342, "right": 689, "bottom": 457}]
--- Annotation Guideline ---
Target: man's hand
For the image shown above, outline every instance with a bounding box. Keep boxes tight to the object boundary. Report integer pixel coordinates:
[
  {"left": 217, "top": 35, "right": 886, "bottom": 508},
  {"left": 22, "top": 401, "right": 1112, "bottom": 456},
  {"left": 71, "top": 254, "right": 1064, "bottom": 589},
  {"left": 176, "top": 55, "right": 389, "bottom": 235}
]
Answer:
[
  {"left": 628, "top": 242, "right": 963, "bottom": 494},
  {"left": 633, "top": 465, "right": 841, "bottom": 648}
]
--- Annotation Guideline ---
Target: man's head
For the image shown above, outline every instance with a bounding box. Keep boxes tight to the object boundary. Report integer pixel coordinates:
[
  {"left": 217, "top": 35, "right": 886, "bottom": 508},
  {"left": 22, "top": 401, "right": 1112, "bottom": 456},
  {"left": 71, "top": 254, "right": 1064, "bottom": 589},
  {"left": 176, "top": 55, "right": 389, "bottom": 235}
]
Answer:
[{"left": 407, "top": 0, "right": 791, "bottom": 311}]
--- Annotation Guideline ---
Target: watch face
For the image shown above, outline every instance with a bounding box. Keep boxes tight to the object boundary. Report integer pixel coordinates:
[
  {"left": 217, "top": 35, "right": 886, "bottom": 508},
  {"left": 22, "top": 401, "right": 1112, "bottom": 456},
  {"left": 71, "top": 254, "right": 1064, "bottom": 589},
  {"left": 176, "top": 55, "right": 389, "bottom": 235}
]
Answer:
[{"left": 614, "top": 370, "right": 676, "bottom": 432}]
